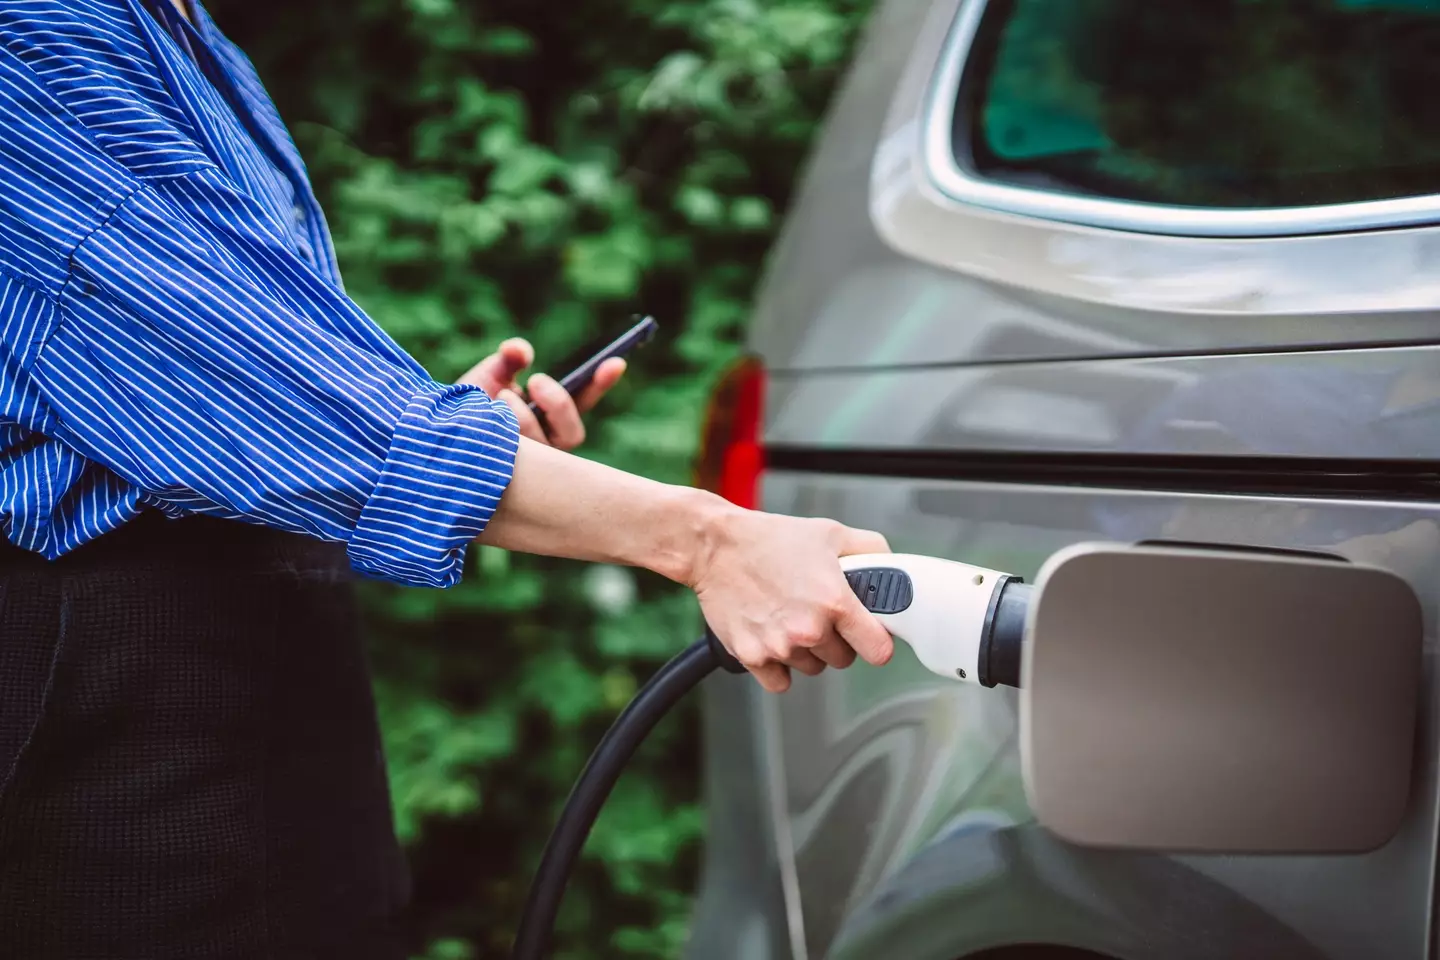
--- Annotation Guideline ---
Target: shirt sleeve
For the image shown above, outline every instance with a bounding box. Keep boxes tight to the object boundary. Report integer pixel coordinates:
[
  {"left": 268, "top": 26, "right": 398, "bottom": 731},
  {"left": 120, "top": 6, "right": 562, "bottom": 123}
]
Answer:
[{"left": 33, "top": 167, "right": 521, "bottom": 588}]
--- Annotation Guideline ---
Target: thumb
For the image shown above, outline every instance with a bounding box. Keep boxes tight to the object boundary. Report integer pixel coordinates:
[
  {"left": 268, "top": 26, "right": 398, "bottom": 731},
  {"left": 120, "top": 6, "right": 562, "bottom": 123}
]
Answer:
[
  {"left": 459, "top": 338, "right": 534, "bottom": 396},
  {"left": 835, "top": 584, "right": 894, "bottom": 667}
]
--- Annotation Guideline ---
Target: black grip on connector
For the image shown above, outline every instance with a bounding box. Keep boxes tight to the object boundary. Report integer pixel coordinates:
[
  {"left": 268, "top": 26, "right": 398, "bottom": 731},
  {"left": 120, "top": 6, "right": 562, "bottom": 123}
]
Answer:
[
  {"left": 978, "top": 578, "right": 1030, "bottom": 689},
  {"left": 704, "top": 626, "right": 748, "bottom": 674},
  {"left": 845, "top": 567, "right": 913, "bottom": 614}
]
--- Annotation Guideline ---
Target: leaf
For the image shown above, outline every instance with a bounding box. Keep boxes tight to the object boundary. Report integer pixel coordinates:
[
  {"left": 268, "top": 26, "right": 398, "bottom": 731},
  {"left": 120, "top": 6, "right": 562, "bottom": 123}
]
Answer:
[
  {"left": 490, "top": 145, "right": 564, "bottom": 195},
  {"left": 404, "top": 0, "right": 454, "bottom": 16},
  {"left": 476, "top": 27, "right": 536, "bottom": 58},
  {"left": 637, "top": 51, "right": 707, "bottom": 112},
  {"left": 519, "top": 652, "right": 605, "bottom": 727},
  {"left": 563, "top": 226, "right": 654, "bottom": 300},
  {"left": 478, "top": 123, "right": 523, "bottom": 161},
  {"left": 421, "top": 938, "right": 475, "bottom": 960},
  {"left": 729, "top": 195, "right": 773, "bottom": 230},
  {"left": 564, "top": 161, "right": 615, "bottom": 204},
  {"left": 674, "top": 185, "right": 725, "bottom": 226}
]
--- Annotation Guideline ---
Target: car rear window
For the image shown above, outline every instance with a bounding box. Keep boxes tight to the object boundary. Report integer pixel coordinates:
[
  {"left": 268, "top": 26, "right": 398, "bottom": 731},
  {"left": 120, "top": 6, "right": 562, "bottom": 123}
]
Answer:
[{"left": 954, "top": 0, "right": 1440, "bottom": 209}]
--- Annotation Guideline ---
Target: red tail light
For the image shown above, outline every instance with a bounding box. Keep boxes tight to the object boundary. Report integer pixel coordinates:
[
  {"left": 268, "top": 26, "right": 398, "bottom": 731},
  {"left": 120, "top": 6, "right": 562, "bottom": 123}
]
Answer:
[{"left": 694, "top": 355, "right": 766, "bottom": 509}]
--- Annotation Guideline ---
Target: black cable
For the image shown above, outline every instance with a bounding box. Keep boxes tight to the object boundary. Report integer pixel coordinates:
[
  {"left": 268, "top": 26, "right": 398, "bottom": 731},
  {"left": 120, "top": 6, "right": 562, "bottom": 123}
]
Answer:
[{"left": 511, "top": 630, "right": 744, "bottom": 959}]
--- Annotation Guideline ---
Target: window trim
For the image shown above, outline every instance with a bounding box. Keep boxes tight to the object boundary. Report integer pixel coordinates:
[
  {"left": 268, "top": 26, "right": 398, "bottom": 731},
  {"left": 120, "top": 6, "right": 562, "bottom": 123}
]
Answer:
[{"left": 923, "top": 0, "right": 1440, "bottom": 238}]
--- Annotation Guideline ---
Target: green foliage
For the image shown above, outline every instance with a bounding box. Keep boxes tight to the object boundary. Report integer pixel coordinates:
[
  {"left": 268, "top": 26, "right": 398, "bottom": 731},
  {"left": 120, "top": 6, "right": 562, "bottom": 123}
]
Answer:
[{"left": 209, "top": 0, "right": 871, "bottom": 955}]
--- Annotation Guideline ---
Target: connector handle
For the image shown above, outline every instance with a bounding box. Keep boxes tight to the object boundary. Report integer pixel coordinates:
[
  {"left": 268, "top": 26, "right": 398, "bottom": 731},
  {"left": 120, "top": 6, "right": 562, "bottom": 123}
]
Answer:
[
  {"left": 840, "top": 553, "right": 1015, "bottom": 684},
  {"left": 706, "top": 554, "right": 1028, "bottom": 687}
]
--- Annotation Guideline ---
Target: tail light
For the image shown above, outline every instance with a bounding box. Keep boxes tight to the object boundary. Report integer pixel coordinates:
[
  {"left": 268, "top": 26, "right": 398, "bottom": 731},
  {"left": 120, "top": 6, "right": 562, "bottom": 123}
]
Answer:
[{"left": 694, "top": 355, "right": 766, "bottom": 509}]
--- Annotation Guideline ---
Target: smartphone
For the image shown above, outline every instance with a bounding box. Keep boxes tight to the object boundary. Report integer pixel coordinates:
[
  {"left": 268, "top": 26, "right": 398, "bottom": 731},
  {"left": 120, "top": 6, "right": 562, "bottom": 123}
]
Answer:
[{"left": 526, "top": 315, "right": 658, "bottom": 414}]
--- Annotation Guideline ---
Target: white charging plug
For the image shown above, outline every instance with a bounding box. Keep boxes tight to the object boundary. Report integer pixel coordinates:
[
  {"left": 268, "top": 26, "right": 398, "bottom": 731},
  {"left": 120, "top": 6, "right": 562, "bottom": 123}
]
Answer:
[{"left": 839, "top": 553, "right": 1025, "bottom": 686}]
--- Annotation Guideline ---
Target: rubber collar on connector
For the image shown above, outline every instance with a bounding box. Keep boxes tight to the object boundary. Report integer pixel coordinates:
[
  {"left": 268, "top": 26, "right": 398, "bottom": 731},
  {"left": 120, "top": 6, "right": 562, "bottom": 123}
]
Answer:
[{"left": 979, "top": 578, "right": 1030, "bottom": 689}]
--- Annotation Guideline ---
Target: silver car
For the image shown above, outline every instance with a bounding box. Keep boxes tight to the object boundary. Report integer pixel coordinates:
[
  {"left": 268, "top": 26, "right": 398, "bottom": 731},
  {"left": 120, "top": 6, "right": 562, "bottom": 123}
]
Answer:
[{"left": 686, "top": 1, "right": 1440, "bottom": 958}]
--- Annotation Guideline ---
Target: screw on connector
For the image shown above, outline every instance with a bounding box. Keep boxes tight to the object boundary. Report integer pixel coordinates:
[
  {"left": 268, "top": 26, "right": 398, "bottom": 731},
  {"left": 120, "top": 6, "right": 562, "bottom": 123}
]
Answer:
[
  {"left": 972, "top": 574, "right": 984, "bottom": 585},
  {"left": 956, "top": 668, "right": 967, "bottom": 679}
]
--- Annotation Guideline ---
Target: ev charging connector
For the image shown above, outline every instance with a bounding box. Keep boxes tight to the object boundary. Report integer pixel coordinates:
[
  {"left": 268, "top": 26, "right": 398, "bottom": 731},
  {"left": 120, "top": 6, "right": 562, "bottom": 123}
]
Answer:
[
  {"left": 838, "top": 553, "right": 1030, "bottom": 688},
  {"left": 511, "top": 553, "right": 1028, "bottom": 959}
]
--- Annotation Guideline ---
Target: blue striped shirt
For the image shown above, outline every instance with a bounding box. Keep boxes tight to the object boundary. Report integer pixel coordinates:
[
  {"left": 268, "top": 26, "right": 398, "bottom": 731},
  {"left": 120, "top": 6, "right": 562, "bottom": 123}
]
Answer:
[{"left": 0, "top": 0, "right": 522, "bottom": 588}]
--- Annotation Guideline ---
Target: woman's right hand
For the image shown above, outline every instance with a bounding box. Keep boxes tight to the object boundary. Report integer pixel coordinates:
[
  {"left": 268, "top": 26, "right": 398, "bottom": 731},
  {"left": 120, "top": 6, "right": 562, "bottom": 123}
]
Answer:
[
  {"left": 477, "top": 439, "right": 896, "bottom": 692},
  {"left": 685, "top": 507, "right": 895, "bottom": 693}
]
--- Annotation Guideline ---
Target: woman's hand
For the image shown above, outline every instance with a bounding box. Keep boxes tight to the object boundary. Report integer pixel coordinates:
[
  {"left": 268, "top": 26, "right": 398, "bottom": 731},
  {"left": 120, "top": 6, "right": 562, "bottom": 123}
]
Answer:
[
  {"left": 477, "top": 436, "right": 896, "bottom": 693},
  {"left": 687, "top": 510, "right": 895, "bottom": 693},
  {"left": 459, "top": 337, "right": 626, "bottom": 451}
]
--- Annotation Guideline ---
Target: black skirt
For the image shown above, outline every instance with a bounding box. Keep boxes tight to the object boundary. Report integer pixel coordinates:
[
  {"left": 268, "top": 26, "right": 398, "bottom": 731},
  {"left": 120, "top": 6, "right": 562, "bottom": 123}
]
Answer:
[{"left": 0, "top": 512, "right": 411, "bottom": 959}]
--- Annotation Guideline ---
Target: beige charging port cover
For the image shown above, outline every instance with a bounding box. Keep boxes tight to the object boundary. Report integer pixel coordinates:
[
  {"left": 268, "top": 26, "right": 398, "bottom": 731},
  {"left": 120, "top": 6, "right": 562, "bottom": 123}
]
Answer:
[{"left": 1020, "top": 541, "right": 1423, "bottom": 854}]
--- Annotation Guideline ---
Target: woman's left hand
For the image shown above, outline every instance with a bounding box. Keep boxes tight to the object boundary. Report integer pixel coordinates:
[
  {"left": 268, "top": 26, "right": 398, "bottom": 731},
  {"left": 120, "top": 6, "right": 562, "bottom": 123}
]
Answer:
[{"left": 458, "top": 337, "right": 626, "bottom": 451}]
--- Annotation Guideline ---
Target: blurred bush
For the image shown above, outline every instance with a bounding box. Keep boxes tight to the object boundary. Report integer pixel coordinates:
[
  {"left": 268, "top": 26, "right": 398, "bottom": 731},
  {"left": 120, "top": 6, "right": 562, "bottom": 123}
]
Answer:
[{"left": 209, "top": 0, "right": 871, "bottom": 955}]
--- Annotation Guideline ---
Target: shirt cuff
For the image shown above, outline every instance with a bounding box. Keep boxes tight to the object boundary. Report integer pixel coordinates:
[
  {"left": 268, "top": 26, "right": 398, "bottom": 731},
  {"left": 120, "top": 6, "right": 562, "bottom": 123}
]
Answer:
[{"left": 348, "top": 381, "right": 522, "bottom": 587}]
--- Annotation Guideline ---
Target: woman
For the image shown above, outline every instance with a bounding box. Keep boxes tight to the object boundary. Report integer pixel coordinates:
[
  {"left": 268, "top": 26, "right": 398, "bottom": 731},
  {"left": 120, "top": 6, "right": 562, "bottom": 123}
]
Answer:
[{"left": 0, "top": 1, "right": 893, "bottom": 956}]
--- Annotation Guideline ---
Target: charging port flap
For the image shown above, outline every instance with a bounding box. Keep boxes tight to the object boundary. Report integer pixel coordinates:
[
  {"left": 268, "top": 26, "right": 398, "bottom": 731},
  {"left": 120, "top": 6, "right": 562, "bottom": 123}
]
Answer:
[{"left": 1021, "top": 540, "right": 1422, "bottom": 855}]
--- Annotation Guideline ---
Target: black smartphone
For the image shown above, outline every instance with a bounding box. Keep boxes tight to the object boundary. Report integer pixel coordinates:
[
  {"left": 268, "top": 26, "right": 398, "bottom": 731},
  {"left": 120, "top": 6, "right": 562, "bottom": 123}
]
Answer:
[{"left": 526, "top": 315, "right": 658, "bottom": 414}]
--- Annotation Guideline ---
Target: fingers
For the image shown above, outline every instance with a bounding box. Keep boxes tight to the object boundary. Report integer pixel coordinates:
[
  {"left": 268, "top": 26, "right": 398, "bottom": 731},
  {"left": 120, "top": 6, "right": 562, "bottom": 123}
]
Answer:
[
  {"left": 834, "top": 588, "right": 894, "bottom": 667},
  {"left": 726, "top": 616, "right": 871, "bottom": 691},
  {"left": 467, "top": 340, "right": 620, "bottom": 450},
  {"left": 701, "top": 516, "right": 901, "bottom": 695},
  {"left": 810, "top": 630, "right": 857, "bottom": 670},
  {"left": 746, "top": 638, "right": 842, "bottom": 688},
  {"left": 788, "top": 648, "right": 827, "bottom": 677},
  {"left": 743, "top": 627, "right": 841, "bottom": 689},
  {"left": 458, "top": 337, "right": 534, "bottom": 396},
  {"left": 527, "top": 374, "right": 586, "bottom": 450},
  {"left": 497, "top": 389, "right": 548, "bottom": 444},
  {"left": 722, "top": 631, "right": 824, "bottom": 691},
  {"left": 574, "top": 358, "right": 627, "bottom": 413},
  {"left": 749, "top": 662, "right": 792, "bottom": 694}
]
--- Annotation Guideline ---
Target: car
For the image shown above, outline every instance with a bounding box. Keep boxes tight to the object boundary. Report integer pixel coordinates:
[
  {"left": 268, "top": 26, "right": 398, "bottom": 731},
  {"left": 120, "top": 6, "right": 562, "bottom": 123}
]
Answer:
[{"left": 684, "top": 1, "right": 1440, "bottom": 958}]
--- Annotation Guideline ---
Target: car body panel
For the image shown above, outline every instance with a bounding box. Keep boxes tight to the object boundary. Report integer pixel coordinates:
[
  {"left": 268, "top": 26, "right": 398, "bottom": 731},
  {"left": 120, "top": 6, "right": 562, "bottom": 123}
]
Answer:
[
  {"left": 765, "top": 347, "right": 1440, "bottom": 461},
  {"left": 757, "top": 472, "right": 1439, "bottom": 960},
  {"left": 686, "top": 673, "right": 798, "bottom": 960}
]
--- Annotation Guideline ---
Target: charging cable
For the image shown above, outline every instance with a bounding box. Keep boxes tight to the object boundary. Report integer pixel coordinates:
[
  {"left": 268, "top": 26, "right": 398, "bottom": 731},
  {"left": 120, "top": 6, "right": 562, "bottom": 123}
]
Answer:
[
  {"left": 510, "top": 632, "right": 743, "bottom": 959},
  {"left": 511, "top": 554, "right": 1029, "bottom": 959}
]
